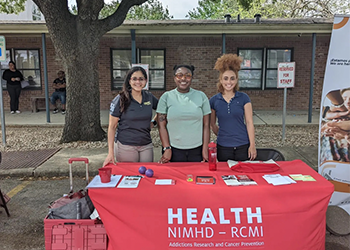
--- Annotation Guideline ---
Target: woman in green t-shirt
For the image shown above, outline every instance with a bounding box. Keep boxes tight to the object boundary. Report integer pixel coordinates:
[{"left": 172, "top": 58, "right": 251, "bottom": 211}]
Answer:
[{"left": 156, "top": 65, "right": 211, "bottom": 163}]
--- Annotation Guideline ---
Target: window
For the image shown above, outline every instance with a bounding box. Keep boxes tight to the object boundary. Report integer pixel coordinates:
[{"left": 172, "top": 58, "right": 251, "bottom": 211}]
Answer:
[
  {"left": 266, "top": 49, "right": 292, "bottom": 88},
  {"left": 111, "top": 49, "right": 165, "bottom": 90},
  {"left": 139, "top": 49, "right": 165, "bottom": 90},
  {"left": 111, "top": 49, "right": 132, "bottom": 89},
  {"left": 238, "top": 48, "right": 292, "bottom": 89},
  {"left": 14, "top": 49, "right": 41, "bottom": 89},
  {"left": 1, "top": 49, "right": 11, "bottom": 89},
  {"left": 32, "top": 4, "right": 42, "bottom": 20},
  {"left": 239, "top": 49, "right": 263, "bottom": 89}
]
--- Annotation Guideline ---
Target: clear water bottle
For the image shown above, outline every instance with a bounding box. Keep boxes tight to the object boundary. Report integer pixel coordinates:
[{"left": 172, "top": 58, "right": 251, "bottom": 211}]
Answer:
[{"left": 208, "top": 142, "right": 217, "bottom": 171}]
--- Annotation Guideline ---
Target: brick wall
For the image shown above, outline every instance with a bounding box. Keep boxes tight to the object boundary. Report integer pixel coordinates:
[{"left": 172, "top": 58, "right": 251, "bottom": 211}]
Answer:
[{"left": 3, "top": 33, "right": 330, "bottom": 111}]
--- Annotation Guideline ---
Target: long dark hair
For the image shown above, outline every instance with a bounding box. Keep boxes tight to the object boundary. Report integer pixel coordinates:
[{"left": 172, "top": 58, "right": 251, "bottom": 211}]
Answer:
[{"left": 119, "top": 66, "right": 148, "bottom": 113}]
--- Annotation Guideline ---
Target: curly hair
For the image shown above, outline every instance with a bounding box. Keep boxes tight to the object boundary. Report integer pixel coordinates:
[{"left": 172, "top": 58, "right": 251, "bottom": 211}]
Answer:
[{"left": 214, "top": 54, "right": 242, "bottom": 93}]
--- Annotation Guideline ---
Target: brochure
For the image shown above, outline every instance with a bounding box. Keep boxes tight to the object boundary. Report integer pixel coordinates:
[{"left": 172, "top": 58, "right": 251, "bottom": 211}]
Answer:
[
  {"left": 235, "top": 174, "right": 258, "bottom": 185},
  {"left": 289, "top": 174, "right": 316, "bottom": 181},
  {"left": 117, "top": 176, "right": 143, "bottom": 188},
  {"left": 222, "top": 175, "right": 241, "bottom": 186},
  {"left": 196, "top": 176, "right": 216, "bottom": 185}
]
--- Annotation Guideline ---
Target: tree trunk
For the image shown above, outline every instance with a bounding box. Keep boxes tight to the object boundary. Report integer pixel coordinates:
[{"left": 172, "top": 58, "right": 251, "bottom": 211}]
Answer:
[
  {"left": 32, "top": 0, "right": 148, "bottom": 142},
  {"left": 60, "top": 39, "right": 106, "bottom": 143}
]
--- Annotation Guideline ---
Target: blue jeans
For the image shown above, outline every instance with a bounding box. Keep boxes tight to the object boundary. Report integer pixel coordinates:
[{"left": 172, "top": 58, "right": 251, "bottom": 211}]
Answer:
[{"left": 50, "top": 91, "right": 66, "bottom": 105}]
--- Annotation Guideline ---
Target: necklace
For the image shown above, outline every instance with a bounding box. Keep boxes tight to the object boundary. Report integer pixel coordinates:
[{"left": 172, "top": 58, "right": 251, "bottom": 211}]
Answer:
[{"left": 222, "top": 93, "right": 235, "bottom": 103}]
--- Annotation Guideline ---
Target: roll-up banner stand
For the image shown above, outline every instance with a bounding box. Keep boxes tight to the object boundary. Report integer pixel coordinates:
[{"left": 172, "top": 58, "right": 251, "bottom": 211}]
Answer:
[{"left": 319, "top": 15, "right": 350, "bottom": 215}]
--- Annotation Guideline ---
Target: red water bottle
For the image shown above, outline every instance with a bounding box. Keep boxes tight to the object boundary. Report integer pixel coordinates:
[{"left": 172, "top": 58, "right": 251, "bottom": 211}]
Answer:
[{"left": 208, "top": 142, "right": 217, "bottom": 171}]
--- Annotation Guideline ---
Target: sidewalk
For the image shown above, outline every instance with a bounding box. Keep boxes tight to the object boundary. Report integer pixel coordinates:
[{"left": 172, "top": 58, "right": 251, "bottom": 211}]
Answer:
[
  {"left": 0, "top": 109, "right": 320, "bottom": 178},
  {"left": 2, "top": 110, "right": 348, "bottom": 250},
  {"left": 0, "top": 109, "right": 321, "bottom": 126}
]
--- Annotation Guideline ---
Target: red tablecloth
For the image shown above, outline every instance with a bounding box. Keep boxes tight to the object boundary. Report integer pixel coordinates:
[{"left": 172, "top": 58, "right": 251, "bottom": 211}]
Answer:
[{"left": 89, "top": 160, "right": 334, "bottom": 250}]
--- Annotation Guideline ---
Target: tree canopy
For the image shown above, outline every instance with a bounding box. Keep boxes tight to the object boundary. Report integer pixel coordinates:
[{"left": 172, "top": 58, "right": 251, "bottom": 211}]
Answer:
[
  {"left": 187, "top": 0, "right": 350, "bottom": 19},
  {"left": 0, "top": 0, "right": 26, "bottom": 14},
  {"left": 99, "top": 0, "right": 172, "bottom": 20}
]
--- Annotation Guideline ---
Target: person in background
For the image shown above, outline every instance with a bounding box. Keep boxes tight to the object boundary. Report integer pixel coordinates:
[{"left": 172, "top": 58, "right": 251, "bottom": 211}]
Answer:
[
  {"left": 50, "top": 70, "right": 66, "bottom": 114},
  {"left": 2, "top": 61, "right": 23, "bottom": 114},
  {"left": 157, "top": 65, "right": 211, "bottom": 163},
  {"left": 103, "top": 66, "right": 158, "bottom": 166},
  {"left": 210, "top": 54, "right": 256, "bottom": 161}
]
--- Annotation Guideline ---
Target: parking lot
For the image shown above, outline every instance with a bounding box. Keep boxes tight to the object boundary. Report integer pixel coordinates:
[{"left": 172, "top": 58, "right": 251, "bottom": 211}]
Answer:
[{"left": 0, "top": 176, "right": 88, "bottom": 250}]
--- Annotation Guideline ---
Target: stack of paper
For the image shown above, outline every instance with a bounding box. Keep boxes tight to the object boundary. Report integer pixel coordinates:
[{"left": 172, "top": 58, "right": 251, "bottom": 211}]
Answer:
[
  {"left": 263, "top": 174, "right": 296, "bottom": 186},
  {"left": 86, "top": 175, "right": 122, "bottom": 189}
]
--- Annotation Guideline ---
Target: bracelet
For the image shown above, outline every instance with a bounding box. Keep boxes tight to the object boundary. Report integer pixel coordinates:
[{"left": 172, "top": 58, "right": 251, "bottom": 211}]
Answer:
[
  {"left": 163, "top": 146, "right": 171, "bottom": 151},
  {"left": 331, "top": 102, "right": 345, "bottom": 108}
]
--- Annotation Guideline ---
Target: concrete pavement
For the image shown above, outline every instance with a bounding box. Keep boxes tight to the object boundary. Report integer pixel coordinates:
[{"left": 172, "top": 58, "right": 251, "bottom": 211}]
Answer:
[
  {"left": 0, "top": 109, "right": 321, "bottom": 178},
  {"left": 1, "top": 110, "right": 349, "bottom": 250},
  {"left": 0, "top": 109, "right": 320, "bottom": 126}
]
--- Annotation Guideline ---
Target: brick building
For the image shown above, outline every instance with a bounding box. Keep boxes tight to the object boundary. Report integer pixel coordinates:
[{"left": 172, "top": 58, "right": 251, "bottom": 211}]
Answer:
[{"left": 0, "top": 18, "right": 332, "bottom": 111}]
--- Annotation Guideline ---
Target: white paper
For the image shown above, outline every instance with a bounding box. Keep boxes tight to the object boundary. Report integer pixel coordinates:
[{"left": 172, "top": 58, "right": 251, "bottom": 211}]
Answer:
[
  {"left": 263, "top": 174, "right": 296, "bottom": 186},
  {"left": 155, "top": 179, "right": 174, "bottom": 185},
  {"left": 90, "top": 209, "right": 100, "bottom": 219},
  {"left": 117, "top": 176, "right": 142, "bottom": 188},
  {"left": 86, "top": 175, "right": 122, "bottom": 189}
]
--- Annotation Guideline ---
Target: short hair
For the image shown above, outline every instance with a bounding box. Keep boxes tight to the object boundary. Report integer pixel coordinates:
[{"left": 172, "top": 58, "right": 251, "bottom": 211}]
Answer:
[
  {"left": 9, "top": 61, "right": 16, "bottom": 68},
  {"left": 173, "top": 65, "right": 195, "bottom": 76}
]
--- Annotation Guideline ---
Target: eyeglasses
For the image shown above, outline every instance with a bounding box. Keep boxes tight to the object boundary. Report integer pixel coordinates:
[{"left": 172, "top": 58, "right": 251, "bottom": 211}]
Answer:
[
  {"left": 131, "top": 77, "right": 146, "bottom": 82},
  {"left": 175, "top": 73, "right": 192, "bottom": 80}
]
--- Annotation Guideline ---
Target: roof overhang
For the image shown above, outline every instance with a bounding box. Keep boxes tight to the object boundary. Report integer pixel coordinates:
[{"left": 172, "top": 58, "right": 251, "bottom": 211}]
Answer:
[{"left": 0, "top": 18, "right": 333, "bottom": 36}]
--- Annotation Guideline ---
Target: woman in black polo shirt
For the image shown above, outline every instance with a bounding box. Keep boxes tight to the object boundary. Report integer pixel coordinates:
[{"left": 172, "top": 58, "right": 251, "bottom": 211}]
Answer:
[{"left": 103, "top": 66, "right": 158, "bottom": 165}]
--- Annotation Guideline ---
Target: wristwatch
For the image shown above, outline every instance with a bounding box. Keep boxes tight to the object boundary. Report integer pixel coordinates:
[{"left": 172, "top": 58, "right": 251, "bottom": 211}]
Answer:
[
  {"left": 151, "top": 120, "right": 157, "bottom": 126},
  {"left": 331, "top": 102, "right": 345, "bottom": 108},
  {"left": 163, "top": 146, "right": 171, "bottom": 151}
]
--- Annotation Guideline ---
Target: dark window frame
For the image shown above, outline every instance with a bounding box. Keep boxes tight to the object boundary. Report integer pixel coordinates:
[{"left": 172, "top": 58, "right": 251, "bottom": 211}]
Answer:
[
  {"left": 110, "top": 48, "right": 132, "bottom": 90},
  {"left": 238, "top": 47, "right": 294, "bottom": 90},
  {"left": 110, "top": 48, "right": 166, "bottom": 91},
  {"left": 138, "top": 48, "right": 166, "bottom": 91},
  {"left": 265, "top": 48, "right": 293, "bottom": 89},
  {"left": 1, "top": 49, "right": 12, "bottom": 90},
  {"left": 14, "top": 48, "right": 42, "bottom": 91},
  {"left": 238, "top": 48, "right": 264, "bottom": 90}
]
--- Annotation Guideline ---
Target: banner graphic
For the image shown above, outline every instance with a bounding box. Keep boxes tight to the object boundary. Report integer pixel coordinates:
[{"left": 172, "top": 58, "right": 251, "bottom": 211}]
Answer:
[{"left": 319, "top": 15, "right": 350, "bottom": 215}]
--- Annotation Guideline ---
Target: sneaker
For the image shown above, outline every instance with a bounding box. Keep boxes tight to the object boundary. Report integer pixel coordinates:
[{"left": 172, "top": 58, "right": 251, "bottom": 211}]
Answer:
[
  {"left": 53, "top": 108, "right": 58, "bottom": 114},
  {"left": 61, "top": 109, "right": 66, "bottom": 114},
  {"left": 10, "top": 111, "right": 14, "bottom": 114},
  {"left": 15, "top": 110, "right": 21, "bottom": 114}
]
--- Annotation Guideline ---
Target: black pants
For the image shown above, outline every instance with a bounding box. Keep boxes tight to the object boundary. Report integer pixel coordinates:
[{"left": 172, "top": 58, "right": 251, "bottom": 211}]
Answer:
[
  {"left": 7, "top": 84, "right": 21, "bottom": 112},
  {"left": 162, "top": 145, "right": 203, "bottom": 162},
  {"left": 217, "top": 143, "right": 250, "bottom": 162}
]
